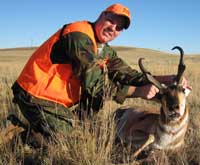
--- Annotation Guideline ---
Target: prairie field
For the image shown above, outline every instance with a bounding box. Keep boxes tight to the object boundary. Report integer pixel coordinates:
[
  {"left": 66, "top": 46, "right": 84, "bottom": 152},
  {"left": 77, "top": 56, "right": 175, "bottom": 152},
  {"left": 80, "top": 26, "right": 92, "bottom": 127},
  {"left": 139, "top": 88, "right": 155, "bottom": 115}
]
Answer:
[{"left": 0, "top": 47, "right": 200, "bottom": 164}]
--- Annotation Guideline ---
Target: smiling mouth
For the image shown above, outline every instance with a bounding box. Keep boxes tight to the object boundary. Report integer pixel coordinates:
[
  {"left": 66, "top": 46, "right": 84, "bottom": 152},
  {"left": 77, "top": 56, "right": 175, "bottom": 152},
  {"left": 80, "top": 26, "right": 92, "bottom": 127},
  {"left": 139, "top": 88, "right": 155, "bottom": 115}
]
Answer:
[
  {"left": 103, "top": 31, "right": 110, "bottom": 37},
  {"left": 103, "top": 29, "right": 113, "bottom": 37}
]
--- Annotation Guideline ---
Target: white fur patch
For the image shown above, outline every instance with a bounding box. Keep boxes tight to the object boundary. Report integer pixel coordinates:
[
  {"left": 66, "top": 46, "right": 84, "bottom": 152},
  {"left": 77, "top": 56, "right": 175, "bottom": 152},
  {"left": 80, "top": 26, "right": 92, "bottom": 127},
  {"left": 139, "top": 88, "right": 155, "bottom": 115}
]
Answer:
[
  {"left": 179, "top": 98, "right": 186, "bottom": 117},
  {"left": 184, "top": 88, "right": 191, "bottom": 97}
]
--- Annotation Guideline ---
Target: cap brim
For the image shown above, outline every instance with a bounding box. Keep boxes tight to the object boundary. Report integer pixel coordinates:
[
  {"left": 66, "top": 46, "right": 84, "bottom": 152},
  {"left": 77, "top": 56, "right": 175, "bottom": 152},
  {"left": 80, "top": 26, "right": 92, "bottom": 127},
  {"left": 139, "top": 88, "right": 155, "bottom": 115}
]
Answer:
[
  {"left": 104, "top": 11, "right": 130, "bottom": 30},
  {"left": 123, "top": 16, "right": 130, "bottom": 29}
]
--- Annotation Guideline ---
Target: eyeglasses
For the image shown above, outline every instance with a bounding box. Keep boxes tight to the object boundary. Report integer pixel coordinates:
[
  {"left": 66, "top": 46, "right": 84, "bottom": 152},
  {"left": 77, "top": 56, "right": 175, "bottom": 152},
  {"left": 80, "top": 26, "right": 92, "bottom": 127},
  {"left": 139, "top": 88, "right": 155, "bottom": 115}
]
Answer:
[{"left": 104, "top": 13, "right": 125, "bottom": 31}]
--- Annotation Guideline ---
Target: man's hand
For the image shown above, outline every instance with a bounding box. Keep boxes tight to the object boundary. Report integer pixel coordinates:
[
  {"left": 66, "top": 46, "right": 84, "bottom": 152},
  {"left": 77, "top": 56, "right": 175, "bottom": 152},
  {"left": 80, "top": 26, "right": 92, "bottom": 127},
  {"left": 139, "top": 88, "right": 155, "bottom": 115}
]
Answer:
[
  {"left": 155, "top": 75, "right": 192, "bottom": 90},
  {"left": 128, "top": 85, "right": 159, "bottom": 100},
  {"left": 127, "top": 75, "right": 192, "bottom": 100}
]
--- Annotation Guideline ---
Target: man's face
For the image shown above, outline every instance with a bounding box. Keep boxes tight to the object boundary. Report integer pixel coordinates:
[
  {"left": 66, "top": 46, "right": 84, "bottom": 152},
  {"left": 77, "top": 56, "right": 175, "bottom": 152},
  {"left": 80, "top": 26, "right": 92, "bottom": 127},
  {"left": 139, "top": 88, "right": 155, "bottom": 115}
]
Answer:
[{"left": 95, "top": 12, "right": 126, "bottom": 43}]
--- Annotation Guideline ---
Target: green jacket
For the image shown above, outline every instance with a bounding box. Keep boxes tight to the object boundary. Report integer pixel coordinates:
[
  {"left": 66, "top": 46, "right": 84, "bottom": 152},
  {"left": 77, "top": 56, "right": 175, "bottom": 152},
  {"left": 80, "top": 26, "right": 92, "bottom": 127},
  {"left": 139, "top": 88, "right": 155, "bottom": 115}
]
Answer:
[{"left": 50, "top": 22, "right": 149, "bottom": 104}]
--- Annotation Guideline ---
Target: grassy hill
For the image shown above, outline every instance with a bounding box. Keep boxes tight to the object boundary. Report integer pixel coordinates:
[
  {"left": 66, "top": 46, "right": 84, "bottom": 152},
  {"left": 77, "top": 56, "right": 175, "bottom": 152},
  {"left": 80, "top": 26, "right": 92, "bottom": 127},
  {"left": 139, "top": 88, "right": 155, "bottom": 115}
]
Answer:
[
  {"left": 0, "top": 46, "right": 199, "bottom": 67},
  {"left": 0, "top": 46, "right": 200, "bottom": 164}
]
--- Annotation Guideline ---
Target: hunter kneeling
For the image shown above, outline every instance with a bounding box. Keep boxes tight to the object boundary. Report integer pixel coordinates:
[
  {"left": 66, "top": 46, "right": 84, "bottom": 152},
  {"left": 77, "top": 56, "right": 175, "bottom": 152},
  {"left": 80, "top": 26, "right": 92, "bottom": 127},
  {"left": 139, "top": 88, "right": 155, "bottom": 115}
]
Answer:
[{"left": 2, "top": 4, "right": 190, "bottom": 149}]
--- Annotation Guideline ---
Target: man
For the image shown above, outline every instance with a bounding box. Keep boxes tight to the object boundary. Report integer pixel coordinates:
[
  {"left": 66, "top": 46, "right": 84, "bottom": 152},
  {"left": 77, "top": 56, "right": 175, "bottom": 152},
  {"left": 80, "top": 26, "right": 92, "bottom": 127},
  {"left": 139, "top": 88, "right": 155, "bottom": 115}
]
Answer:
[{"left": 11, "top": 4, "right": 187, "bottom": 140}]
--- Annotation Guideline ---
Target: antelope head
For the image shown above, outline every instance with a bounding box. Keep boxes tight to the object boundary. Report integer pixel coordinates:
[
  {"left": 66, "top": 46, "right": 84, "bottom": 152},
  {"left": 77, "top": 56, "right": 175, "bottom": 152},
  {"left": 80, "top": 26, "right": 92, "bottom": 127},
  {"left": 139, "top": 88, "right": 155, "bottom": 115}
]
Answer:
[{"left": 139, "top": 46, "right": 190, "bottom": 122}]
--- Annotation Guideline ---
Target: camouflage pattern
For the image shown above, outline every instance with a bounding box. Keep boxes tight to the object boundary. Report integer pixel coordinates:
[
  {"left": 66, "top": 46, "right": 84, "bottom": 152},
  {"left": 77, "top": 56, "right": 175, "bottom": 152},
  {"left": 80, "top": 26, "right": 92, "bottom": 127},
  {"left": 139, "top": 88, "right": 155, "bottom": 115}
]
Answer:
[
  {"left": 12, "top": 82, "right": 75, "bottom": 139},
  {"left": 12, "top": 24, "right": 149, "bottom": 137},
  {"left": 51, "top": 30, "right": 149, "bottom": 106}
]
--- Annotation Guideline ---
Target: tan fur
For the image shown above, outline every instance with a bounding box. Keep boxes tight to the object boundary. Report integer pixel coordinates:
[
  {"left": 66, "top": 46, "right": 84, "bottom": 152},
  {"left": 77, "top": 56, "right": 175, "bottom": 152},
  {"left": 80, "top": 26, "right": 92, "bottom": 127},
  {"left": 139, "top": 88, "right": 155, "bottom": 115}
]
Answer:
[{"left": 115, "top": 89, "right": 189, "bottom": 153}]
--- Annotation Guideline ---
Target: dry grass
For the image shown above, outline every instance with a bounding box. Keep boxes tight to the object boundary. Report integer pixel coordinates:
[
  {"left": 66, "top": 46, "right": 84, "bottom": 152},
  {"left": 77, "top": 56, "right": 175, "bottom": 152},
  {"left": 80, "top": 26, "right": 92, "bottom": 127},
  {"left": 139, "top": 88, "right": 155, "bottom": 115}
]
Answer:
[{"left": 0, "top": 47, "right": 200, "bottom": 164}]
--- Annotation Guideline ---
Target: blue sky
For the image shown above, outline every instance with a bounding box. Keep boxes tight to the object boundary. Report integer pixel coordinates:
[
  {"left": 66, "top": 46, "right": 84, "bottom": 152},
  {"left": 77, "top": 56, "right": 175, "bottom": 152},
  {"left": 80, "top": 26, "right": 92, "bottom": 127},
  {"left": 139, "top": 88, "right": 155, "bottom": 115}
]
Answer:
[{"left": 1, "top": 0, "right": 200, "bottom": 54}]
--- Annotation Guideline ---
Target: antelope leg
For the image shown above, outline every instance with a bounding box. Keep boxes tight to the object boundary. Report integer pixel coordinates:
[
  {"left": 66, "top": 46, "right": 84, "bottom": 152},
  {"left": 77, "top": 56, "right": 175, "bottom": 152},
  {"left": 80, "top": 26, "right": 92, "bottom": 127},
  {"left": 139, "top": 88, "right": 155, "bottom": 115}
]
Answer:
[{"left": 131, "top": 134, "right": 155, "bottom": 158}]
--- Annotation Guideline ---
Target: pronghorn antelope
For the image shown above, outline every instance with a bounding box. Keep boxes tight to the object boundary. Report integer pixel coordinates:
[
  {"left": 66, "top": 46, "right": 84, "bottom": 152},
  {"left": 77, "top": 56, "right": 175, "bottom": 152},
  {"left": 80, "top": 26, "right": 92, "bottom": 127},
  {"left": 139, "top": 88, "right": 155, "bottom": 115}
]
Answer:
[{"left": 115, "top": 46, "right": 191, "bottom": 157}]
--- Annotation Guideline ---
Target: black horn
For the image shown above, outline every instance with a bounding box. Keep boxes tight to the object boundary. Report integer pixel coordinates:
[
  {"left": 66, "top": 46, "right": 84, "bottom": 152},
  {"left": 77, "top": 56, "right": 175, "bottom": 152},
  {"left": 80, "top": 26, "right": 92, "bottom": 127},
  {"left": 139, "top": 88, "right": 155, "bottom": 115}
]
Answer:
[
  {"left": 139, "top": 58, "right": 165, "bottom": 92},
  {"left": 171, "top": 46, "right": 186, "bottom": 84}
]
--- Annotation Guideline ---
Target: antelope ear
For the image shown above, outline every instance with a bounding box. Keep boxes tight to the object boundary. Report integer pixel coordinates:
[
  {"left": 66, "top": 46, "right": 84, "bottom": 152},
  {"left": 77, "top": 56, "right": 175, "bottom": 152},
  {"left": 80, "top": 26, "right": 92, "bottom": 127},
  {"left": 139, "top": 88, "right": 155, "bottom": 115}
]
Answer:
[{"left": 184, "top": 87, "right": 191, "bottom": 97}]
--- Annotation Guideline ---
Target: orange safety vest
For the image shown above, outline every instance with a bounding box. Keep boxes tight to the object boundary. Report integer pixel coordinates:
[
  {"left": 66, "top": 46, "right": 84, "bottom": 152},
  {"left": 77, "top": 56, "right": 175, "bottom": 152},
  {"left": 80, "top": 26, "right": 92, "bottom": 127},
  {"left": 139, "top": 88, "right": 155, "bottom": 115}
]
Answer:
[{"left": 17, "top": 21, "right": 98, "bottom": 107}]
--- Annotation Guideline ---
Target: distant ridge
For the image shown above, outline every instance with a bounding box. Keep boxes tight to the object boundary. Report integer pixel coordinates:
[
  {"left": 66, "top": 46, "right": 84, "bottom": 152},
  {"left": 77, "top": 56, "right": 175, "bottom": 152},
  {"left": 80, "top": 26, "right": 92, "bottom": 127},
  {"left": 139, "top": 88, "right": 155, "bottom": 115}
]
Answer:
[
  {"left": 0, "top": 46, "right": 199, "bottom": 56},
  {"left": 0, "top": 47, "right": 38, "bottom": 51},
  {"left": 0, "top": 46, "right": 164, "bottom": 53},
  {"left": 0, "top": 46, "right": 170, "bottom": 56}
]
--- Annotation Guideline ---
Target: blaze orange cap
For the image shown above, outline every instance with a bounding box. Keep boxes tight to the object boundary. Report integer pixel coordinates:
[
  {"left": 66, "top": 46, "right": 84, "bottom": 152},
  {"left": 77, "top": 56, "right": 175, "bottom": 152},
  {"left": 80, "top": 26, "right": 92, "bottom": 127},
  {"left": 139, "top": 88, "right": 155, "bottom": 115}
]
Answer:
[{"left": 104, "top": 4, "right": 131, "bottom": 29}]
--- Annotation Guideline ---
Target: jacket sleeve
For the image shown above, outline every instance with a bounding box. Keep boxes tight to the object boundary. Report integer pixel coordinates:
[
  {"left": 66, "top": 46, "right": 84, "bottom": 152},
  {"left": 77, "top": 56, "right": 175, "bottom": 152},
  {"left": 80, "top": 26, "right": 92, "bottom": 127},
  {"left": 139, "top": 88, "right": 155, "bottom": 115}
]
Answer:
[
  {"left": 107, "top": 57, "right": 150, "bottom": 86},
  {"left": 99, "top": 45, "right": 150, "bottom": 104},
  {"left": 105, "top": 46, "right": 149, "bottom": 86}
]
